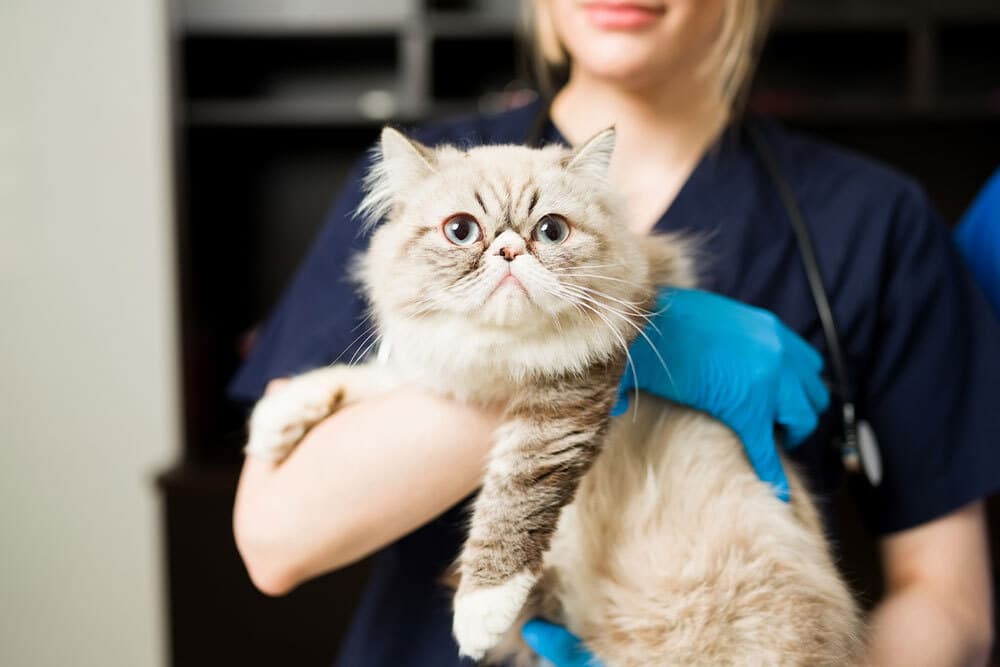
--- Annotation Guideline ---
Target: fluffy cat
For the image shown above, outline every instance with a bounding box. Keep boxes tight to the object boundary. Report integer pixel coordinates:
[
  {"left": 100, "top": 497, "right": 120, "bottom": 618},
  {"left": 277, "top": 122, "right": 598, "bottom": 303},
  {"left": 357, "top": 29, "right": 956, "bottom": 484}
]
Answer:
[{"left": 245, "top": 126, "right": 865, "bottom": 665}]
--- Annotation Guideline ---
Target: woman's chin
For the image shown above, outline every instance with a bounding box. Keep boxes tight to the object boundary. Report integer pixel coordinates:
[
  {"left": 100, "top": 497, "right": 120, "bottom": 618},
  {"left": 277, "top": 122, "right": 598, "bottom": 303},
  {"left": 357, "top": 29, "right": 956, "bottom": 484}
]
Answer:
[{"left": 571, "top": 45, "right": 677, "bottom": 88}]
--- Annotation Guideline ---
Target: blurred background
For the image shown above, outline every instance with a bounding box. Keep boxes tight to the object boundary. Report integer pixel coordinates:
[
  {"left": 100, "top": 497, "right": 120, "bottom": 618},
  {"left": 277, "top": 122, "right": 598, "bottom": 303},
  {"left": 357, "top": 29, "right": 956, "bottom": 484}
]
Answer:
[{"left": 2, "top": 0, "right": 999, "bottom": 665}]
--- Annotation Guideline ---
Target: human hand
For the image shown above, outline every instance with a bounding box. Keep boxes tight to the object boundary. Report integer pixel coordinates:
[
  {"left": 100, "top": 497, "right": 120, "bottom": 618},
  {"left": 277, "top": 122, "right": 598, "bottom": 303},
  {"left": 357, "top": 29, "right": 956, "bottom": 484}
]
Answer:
[
  {"left": 522, "top": 619, "right": 600, "bottom": 667},
  {"left": 612, "top": 288, "right": 829, "bottom": 501}
]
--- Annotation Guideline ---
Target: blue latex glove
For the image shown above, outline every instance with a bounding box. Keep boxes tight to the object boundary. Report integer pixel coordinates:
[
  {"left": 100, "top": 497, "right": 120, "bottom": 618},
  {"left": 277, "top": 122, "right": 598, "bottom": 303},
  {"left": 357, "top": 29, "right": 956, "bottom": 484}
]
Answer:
[
  {"left": 611, "top": 288, "right": 829, "bottom": 502},
  {"left": 955, "top": 167, "right": 1000, "bottom": 315},
  {"left": 522, "top": 620, "right": 600, "bottom": 667}
]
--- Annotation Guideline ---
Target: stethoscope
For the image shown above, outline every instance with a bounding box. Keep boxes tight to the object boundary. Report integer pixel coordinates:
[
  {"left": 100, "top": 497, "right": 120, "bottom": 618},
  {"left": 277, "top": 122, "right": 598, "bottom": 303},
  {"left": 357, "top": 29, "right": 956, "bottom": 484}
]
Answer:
[{"left": 526, "top": 102, "right": 883, "bottom": 486}]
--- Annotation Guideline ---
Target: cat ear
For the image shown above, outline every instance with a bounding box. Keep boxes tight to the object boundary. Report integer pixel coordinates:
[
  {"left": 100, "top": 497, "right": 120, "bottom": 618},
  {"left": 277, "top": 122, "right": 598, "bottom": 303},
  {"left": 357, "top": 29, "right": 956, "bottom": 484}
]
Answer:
[
  {"left": 565, "top": 126, "right": 616, "bottom": 179},
  {"left": 379, "top": 126, "right": 437, "bottom": 189},
  {"left": 358, "top": 127, "right": 437, "bottom": 226}
]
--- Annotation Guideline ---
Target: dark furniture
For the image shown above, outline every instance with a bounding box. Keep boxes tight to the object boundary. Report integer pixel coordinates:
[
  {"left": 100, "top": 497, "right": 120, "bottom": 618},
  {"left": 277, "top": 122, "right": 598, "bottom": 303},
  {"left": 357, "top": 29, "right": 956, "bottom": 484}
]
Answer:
[{"left": 159, "top": 1, "right": 1000, "bottom": 664}]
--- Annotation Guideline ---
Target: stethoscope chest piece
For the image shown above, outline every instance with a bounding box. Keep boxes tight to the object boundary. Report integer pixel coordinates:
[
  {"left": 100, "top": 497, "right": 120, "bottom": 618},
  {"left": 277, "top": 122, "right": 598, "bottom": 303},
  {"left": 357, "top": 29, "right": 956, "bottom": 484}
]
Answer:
[
  {"left": 840, "top": 402, "right": 883, "bottom": 487},
  {"left": 857, "top": 419, "right": 883, "bottom": 487}
]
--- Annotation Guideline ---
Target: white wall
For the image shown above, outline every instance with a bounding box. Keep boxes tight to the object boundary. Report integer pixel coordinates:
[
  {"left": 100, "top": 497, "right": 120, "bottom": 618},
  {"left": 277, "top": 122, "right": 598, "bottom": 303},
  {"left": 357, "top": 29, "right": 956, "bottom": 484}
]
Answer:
[{"left": 0, "top": 1, "right": 178, "bottom": 666}]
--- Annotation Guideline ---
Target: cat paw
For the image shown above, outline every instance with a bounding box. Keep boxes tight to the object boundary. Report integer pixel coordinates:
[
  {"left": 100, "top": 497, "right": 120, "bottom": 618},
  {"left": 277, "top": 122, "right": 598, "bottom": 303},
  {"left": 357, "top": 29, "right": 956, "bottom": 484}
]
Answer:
[
  {"left": 244, "top": 375, "right": 346, "bottom": 464},
  {"left": 453, "top": 571, "right": 536, "bottom": 660}
]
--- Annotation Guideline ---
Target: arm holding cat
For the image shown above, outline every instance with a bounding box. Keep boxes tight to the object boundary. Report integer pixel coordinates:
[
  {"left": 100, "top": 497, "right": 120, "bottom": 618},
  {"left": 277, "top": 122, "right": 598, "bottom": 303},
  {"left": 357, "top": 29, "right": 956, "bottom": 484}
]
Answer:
[
  {"left": 234, "top": 285, "right": 832, "bottom": 596},
  {"left": 234, "top": 384, "right": 502, "bottom": 595},
  {"left": 866, "top": 501, "right": 993, "bottom": 666}
]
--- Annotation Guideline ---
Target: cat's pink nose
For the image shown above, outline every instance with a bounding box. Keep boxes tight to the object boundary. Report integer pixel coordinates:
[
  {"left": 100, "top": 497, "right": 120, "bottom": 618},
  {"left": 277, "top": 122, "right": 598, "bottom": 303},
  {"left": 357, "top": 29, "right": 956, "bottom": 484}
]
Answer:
[{"left": 498, "top": 246, "right": 523, "bottom": 262}]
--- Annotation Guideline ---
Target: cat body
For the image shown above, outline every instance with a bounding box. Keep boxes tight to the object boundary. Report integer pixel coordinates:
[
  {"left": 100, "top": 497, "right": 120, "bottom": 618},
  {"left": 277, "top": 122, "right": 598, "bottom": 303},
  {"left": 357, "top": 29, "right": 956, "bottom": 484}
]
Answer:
[
  {"left": 502, "top": 398, "right": 863, "bottom": 666},
  {"left": 245, "top": 127, "right": 864, "bottom": 665}
]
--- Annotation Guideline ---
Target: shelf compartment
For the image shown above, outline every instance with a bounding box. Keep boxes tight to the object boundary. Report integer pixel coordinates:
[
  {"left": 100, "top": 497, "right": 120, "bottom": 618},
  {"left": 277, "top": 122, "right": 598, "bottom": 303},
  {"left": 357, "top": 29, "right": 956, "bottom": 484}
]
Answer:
[
  {"left": 178, "top": 0, "right": 417, "bottom": 35},
  {"left": 937, "top": 21, "right": 1000, "bottom": 100},
  {"left": 182, "top": 35, "right": 409, "bottom": 124},
  {"left": 431, "top": 34, "right": 523, "bottom": 104},
  {"left": 755, "top": 29, "right": 910, "bottom": 100}
]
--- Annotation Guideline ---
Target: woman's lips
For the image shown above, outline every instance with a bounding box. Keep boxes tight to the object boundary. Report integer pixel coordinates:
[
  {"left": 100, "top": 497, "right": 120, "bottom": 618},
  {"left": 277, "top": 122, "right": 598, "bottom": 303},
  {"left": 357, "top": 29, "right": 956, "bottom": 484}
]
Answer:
[{"left": 583, "top": 2, "right": 665, "bottom": 30}]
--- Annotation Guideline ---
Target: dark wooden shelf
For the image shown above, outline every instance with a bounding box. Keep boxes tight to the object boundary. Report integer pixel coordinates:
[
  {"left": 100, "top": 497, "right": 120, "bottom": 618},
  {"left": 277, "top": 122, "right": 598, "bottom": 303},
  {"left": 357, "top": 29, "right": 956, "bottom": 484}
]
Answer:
[
  {"left": 181, "top": 95, "right": 1000, "bottom": 129},
  {"left": 426, "top": 6, "right": 519, "bottom": 38},
  {"left": 180, "top": 21, "right": 406, "bottom": 38},
  {"left": 184, "top": 98, "right": 418, "bottom": 127},
  {"left": 158, "top": 461, "right": 371, "bottom": 667},
  {"left": 750, "top": 93, "right": 1000, "bottom": 122}
]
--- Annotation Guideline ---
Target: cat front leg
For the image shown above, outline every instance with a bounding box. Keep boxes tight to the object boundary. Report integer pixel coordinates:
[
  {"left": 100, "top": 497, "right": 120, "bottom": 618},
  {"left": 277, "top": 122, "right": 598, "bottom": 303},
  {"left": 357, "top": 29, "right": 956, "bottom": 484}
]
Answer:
[
  {"left": 453, "top": 373, "right": 618, "bottom": 660},
  {"left": 245, "top": 363, "right": 393, "bottom": 463}
]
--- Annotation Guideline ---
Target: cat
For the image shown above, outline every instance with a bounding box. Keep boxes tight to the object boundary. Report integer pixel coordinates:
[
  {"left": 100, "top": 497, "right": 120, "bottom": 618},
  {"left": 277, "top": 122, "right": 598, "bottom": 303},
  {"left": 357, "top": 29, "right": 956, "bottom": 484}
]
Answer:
[{"left": 244, "top": 126, "right": 865, "bottom": 665}]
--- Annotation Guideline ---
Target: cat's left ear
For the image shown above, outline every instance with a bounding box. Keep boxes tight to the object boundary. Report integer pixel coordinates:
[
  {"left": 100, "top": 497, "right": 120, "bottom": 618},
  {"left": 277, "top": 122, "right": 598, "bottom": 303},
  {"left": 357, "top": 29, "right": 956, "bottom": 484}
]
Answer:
[
  {"left": 378, "top": 126, "right": 437, "bottom": 190},
  {"left": 565, "top": 127, "right": 616, "bottom": 180}
]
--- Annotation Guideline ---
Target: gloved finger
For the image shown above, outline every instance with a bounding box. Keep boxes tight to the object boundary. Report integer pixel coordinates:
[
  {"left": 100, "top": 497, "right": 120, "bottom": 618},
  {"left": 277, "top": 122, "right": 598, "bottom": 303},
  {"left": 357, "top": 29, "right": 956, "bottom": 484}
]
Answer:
[
  {"left": 776, "top": 374, "right": 821, "bottom": 447},
  {"left": 798, "top": 365, "right": 830, "bottom": 414},
  {"left": 522, "top": 619, "right": 595, "bottom": 667},
  {"left": 610, "top": 393, "right": 630, "bottom": 417},
  {"left": 735, "top": 421, "right": 791, "bottom": 502},
  {"left": 784, "top": 331, "right": 824, "bottom": 373}
]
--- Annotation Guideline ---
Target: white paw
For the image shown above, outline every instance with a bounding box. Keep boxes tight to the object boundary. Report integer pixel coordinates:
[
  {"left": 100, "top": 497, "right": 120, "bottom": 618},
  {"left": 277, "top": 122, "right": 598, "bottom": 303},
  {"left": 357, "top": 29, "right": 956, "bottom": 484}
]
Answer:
[
  {"left": 244, "top": 375, "right": 345, "bottom": 463},
  {"left": 453, "top": 570, "right": 536, "bottom": 660}
]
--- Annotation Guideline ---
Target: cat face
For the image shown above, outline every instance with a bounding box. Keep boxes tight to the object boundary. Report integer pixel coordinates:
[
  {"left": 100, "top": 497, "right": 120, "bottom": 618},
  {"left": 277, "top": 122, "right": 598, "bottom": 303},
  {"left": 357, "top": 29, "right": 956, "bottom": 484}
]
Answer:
[{"left": 358, "top": 127, "right": 658, "bottom": 336}]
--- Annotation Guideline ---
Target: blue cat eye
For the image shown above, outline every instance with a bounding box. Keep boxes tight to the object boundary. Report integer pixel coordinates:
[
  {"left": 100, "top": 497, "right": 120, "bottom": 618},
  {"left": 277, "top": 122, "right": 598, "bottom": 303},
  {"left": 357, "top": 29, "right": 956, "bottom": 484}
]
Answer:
[
  {"left": 442, "top": 214, "right": 483, "bottom": 246},
  {"left": 532, "top": 214, "right": 571, "bottom": 245}
]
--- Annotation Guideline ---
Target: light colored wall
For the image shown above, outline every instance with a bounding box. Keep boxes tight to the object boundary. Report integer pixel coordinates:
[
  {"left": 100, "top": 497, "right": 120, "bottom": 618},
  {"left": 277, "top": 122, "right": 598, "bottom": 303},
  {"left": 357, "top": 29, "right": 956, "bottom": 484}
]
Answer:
[{"left": 0, "top": 1, "right": 178, "bottom": 666}]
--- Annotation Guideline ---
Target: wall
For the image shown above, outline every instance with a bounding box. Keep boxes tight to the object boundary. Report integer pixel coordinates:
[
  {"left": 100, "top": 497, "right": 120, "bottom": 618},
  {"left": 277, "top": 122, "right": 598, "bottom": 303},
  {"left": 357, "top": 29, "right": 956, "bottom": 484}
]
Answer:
[{"left": 0, "top": 1, "right": 177, "bottom": 665}]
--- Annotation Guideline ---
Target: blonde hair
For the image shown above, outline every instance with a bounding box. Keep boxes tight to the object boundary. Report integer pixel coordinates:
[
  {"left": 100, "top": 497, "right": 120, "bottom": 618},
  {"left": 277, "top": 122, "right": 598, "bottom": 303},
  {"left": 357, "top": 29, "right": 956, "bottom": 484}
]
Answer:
[{"left": 524, "top": 0, "right": 781, "bottom": 110}]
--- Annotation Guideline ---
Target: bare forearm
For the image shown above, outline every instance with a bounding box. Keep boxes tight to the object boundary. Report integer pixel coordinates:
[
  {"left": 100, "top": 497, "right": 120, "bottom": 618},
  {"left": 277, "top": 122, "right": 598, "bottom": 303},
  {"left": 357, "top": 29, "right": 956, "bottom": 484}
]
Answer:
[
  {"left": 867, "top": 502, "right": 994, "bottom": 667},
  {"left": 867, "top": 585, "right": 992, "bottom": 667},
  {"left": 233, "top": 387, "right": 500, "bottom": 595}
]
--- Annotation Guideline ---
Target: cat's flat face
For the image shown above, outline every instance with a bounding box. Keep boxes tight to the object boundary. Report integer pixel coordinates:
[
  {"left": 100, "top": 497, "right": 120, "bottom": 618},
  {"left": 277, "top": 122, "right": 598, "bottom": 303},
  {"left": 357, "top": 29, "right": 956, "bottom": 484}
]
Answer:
[{"left": 359, "top": 128, "right": 654, "bottom": 334}]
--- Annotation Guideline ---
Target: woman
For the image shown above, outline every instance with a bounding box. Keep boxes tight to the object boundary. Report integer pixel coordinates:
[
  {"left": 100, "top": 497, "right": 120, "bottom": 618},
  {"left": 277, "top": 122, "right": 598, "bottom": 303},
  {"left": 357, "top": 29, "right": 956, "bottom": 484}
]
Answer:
[{"left": 231, "top": 1, "right": 1000, "bottom": 665}]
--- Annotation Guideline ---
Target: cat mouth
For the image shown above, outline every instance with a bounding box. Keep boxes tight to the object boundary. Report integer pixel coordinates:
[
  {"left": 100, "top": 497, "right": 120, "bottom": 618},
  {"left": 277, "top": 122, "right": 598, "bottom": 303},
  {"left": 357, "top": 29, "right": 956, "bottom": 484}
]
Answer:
[{"left": 488, "top": 273, "right": 529, "bottom": 299}]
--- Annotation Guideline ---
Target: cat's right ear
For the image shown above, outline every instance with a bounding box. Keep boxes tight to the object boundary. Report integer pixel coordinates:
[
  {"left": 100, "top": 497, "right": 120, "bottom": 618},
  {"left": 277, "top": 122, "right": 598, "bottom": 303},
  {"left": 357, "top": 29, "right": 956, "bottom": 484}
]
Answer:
[
  {"left": 379, "top": 127, "right": 437, "bottom": 190},
  {"left": 358, "top": 128, "right": 437, "bottom": 226}
]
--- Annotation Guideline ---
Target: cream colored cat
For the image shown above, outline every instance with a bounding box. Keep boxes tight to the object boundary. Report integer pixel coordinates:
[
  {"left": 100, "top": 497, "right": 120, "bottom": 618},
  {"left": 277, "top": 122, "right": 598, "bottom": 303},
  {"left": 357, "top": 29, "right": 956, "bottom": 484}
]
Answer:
[{"left": 245, "top": 127, "right": 865, "bottom": 665}]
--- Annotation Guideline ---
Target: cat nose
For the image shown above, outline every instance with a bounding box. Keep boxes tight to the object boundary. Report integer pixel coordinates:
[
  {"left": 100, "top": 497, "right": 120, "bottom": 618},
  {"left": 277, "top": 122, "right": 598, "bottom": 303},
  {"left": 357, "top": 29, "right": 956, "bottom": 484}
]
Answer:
[{"left": 498, "top": 246, "right": 523, "bottom": 262}]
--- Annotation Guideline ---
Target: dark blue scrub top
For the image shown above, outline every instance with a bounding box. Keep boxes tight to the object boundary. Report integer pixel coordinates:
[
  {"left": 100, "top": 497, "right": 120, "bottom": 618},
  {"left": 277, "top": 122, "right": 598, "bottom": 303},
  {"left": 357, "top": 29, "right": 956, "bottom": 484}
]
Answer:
[{"left": 229, "top": 98, "right": 1000, "bottom": 667}]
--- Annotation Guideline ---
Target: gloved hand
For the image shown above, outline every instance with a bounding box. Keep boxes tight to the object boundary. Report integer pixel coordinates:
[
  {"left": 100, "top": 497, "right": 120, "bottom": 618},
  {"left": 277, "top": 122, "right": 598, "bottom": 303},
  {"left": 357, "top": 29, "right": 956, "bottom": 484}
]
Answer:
[
  {"left": 612, "top": 288, "right": 829, "bottom": 501},
  {"left": 522, "top": 620, "right": 600, "bottom": 667}
]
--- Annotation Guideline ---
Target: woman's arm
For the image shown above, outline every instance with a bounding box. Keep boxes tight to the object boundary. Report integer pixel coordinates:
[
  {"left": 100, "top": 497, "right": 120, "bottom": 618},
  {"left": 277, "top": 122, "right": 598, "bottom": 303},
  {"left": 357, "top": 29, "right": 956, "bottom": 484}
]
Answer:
[
  {"left": 867, "top": 501, "right": 994, "bottom": 666},
  {"left": 233, "top": 385, "right": 502, "bottom": 596}
]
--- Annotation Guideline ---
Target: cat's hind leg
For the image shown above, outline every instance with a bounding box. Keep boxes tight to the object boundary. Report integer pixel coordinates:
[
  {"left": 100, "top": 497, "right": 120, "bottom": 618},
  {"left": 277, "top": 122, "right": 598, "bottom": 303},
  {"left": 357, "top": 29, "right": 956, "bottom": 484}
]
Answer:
[{"left": 245, "top": 363, "right": 391, "bottom": 463}]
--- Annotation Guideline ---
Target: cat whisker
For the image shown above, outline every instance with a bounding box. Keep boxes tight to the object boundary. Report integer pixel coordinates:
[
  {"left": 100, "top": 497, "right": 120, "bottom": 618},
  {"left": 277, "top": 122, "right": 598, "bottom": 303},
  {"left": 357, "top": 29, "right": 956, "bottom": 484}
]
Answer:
[
  {"left": 351, "top": 310, "right": 375, "bottom": 332},
  {"left": 568, "top": 299, "right": 641, "bottom": 420},
  {"left": 353, "top": 333, "right": 384, "bottom": 366},
  {"left": 552, "top": 272, "right": 649, "bottom": 289},
  {"left": 553, "top": 286, "right": 643, "bottom": 325},
  {"left": 559, "top": 283, "right": 652, "bottom": 312},
  {"left": 556, "top": 283, "right": 660, "bottom": 333},
  {"left": 349, "top": 328, "right": 383, "bottom": 366},
  {"left": 332, "top": 322, "right": 379, "bottom": 365},
  {"left": 551, "top": 263, "right": 626, "bottom": 272},
  {"left": 554, "top": 286, "right": 673, "bottom": 388},
  {"left": 553, "top": 279, "right": 652, "bottom": 309}
]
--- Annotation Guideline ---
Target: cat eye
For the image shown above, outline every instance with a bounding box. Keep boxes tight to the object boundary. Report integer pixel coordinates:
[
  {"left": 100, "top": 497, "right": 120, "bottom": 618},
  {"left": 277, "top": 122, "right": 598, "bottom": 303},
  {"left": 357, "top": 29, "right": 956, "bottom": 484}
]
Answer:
[
  {"left": 532, "top": 214, "right": 571, "bottom": 245},
  {"left": 442, "top": 214, "right": 483, "bottom": 246}
]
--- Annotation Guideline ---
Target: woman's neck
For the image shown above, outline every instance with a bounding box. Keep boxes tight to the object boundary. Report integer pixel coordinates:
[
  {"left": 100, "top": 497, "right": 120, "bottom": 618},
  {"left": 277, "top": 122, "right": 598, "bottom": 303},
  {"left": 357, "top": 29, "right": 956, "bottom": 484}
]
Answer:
[
  {"left": 550, "top": 69, "right": 730, "bottom": 233},
  {"left": 550, "top": 68, "right": 728, "bottom": 156}
]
